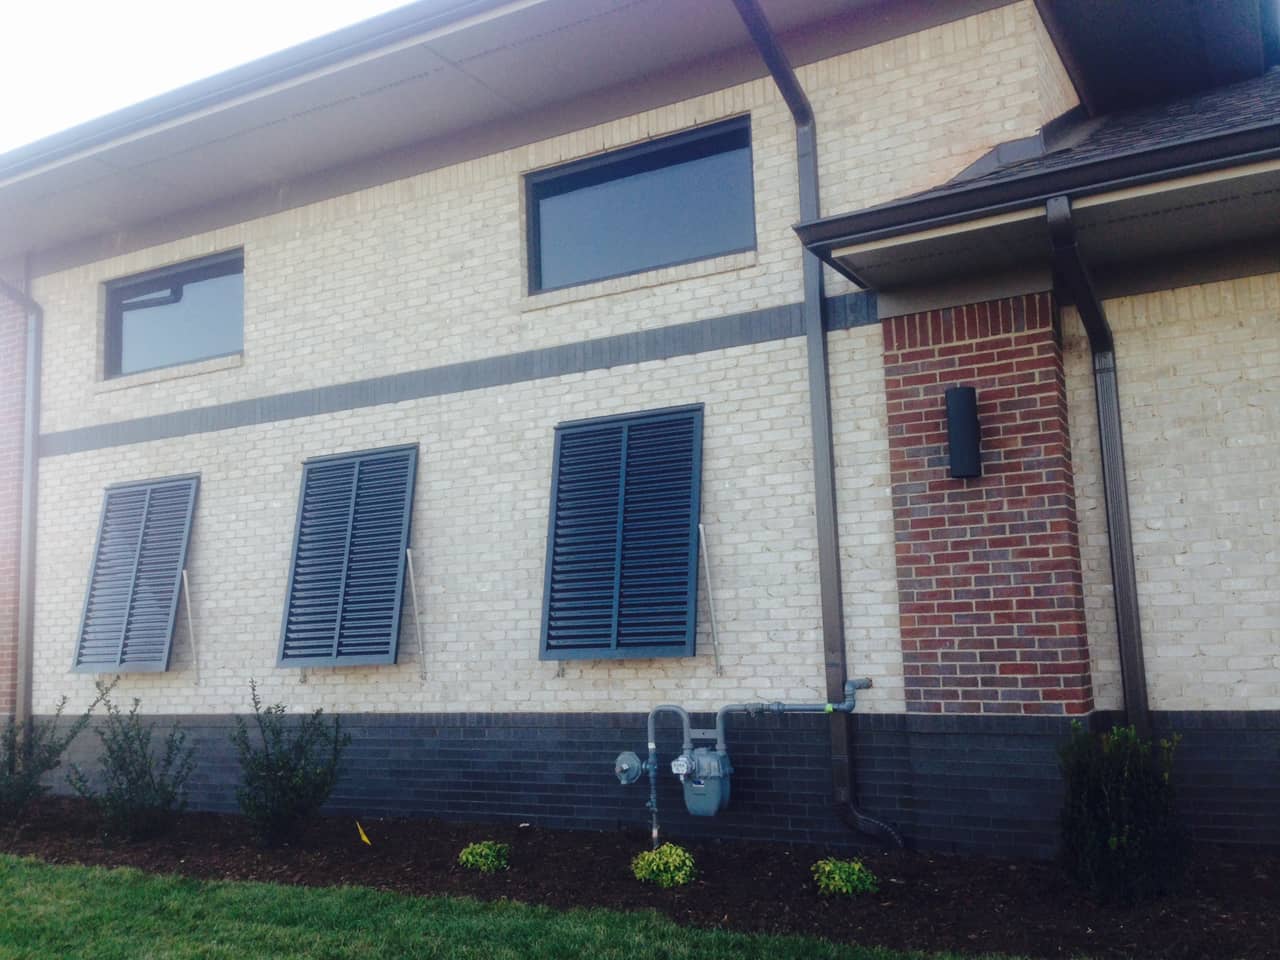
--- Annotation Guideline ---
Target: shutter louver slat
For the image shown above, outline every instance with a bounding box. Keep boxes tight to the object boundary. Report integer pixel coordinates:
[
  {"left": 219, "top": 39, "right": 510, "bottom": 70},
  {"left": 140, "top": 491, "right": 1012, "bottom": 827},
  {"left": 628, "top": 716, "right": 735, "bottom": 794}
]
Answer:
[
  {"left": 279, "top": 446, "right": 416, "bottom": 667},
  {"left": 74, "top": 477, "right": 198, "bottom": 673},
  {"left": 541, "top": 407, "right": 702, "bottom": 659}
]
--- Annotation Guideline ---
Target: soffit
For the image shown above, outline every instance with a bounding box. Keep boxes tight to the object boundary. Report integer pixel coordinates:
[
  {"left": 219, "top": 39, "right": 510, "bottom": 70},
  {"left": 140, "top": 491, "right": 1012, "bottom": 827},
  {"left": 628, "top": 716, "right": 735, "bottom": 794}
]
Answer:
[
  {"left": 0, "top": 0, "right": 875, "bottom": 263},
  {"left": 826, "top": 164, "right": 1280, "bottom": 291},
  {"left": 1036, "top": 0, "right": 1275, "bottom": 115}
]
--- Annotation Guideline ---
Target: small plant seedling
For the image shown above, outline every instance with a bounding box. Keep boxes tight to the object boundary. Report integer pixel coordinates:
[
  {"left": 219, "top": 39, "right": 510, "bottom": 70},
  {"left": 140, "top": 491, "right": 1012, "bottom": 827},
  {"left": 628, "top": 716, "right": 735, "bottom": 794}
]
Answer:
[
  {"left": 458, "top": 840, "right": 510, "bottom": 873},
  {"left": 812, "top": 857, "right": 879, "bottom": 896},
  {"left": 631, "top": 843, "right": 696, "bottom": 888}
]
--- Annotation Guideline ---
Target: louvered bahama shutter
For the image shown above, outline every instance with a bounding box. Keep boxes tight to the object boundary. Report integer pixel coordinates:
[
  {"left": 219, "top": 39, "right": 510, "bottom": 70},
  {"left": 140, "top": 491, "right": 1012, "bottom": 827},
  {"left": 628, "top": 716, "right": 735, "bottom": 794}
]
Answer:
[
  {"left": 278, "top": 445, "right": 417, "bottom": 667},
  {"left": 541, "top": 406, "right": 702, "bottom": 659},
  {"left": 73, "top": 475, "right": 199, "bottom": 673}
]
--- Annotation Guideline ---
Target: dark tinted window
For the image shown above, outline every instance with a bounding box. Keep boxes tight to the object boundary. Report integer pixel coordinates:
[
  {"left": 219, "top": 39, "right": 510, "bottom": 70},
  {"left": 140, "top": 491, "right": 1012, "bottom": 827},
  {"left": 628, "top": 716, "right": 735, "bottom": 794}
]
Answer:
[
  {"left": 106, "top": 251, "right": 244, "bottom": 377},
  {"left": 528, "top": 119, "right": 754, "bottom": 292}
]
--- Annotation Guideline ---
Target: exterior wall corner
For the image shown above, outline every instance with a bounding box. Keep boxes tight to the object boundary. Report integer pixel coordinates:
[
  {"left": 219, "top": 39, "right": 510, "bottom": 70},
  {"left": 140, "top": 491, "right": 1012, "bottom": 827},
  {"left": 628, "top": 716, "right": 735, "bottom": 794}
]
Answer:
[{"left": 0, "top": 294, "right": 25, "bottom": 717}]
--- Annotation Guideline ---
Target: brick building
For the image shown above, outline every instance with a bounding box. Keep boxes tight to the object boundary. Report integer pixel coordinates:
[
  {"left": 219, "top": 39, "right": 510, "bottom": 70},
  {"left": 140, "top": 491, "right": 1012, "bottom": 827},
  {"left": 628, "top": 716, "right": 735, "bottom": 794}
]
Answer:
[{"left": 0, "top": 0, "right": 1276, "bottom": 856}]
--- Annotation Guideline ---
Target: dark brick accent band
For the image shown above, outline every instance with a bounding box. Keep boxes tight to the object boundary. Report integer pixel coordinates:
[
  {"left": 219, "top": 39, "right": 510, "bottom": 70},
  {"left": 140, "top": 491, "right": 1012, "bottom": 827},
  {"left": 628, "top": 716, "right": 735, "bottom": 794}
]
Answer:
[
  {"left": 39, "top": 292, "right": 876, "bottom": 458},
  {"left": 1097, "top": 710, "right": 1280, "bottom": 848},
  {"left": 882, "top": 293, "right": 1092, "bottom": 716}
]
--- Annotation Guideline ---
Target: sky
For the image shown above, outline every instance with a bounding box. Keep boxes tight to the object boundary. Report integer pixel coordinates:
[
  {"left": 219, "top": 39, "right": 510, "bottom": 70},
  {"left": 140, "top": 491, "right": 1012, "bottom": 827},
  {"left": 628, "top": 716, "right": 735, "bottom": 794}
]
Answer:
[{"left": 0, "top": 0, "right": 422, "bottom": 155}]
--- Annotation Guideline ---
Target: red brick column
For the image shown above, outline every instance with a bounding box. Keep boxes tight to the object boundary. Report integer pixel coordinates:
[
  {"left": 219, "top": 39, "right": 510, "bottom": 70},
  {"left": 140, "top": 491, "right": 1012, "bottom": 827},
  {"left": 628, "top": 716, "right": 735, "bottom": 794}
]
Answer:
[
  {"left": 883, "top": 293, "right": 1092, "bottom": 715},
  {"left": 0, "top": 295, "right": 25, "bottom": 717}
]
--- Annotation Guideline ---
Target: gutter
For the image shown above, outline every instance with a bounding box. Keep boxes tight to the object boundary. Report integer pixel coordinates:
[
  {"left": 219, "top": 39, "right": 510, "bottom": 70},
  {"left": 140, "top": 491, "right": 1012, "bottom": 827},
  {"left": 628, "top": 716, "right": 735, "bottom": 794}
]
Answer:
[
  {"left": 0, "top": 268, "right": 42, "bottom": 729},
  {"left": 1046, "top": 196, "right": 1150, "bottom": 736},
  {"left": 796, "top": 119, "right": 1280, "bottom": 257},
  {"left": 730, "top": 0, "right": 901, "bottom": 847}
]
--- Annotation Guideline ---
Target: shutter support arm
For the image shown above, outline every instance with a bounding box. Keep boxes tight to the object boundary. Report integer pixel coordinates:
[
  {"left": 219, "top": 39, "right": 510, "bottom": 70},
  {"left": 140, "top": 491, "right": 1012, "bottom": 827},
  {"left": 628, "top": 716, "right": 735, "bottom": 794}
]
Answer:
[
  {"left": 697, "top": 523, "right": 724, "bottom": 677},
  {"left": 406, "top": 548, "right": 428, "bottom": 680},
  {"left": 181, "top": 570, "right": 200, "bottom": 685}
]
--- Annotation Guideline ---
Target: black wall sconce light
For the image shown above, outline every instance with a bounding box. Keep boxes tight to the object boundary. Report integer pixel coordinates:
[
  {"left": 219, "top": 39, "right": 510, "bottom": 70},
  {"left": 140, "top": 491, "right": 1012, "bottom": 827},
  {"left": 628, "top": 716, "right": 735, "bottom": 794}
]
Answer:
[{"left": 946, "top": 385, "right": 982, "bottom": 478}]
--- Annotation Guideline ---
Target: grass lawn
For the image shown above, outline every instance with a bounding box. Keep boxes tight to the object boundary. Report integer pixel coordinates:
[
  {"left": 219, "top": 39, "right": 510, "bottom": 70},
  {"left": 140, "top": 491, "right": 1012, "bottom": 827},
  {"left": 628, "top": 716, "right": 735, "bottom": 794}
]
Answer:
[{"left": 0, "top": 855, "right": 1026, "bottom": 960}]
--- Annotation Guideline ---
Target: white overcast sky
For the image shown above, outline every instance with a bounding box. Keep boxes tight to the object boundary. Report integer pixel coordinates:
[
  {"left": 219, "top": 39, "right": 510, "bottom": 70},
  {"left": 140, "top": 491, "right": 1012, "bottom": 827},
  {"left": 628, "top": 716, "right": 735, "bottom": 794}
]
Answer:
[{"left": 0, "top": 0, "right": 422, "bottom": 155}]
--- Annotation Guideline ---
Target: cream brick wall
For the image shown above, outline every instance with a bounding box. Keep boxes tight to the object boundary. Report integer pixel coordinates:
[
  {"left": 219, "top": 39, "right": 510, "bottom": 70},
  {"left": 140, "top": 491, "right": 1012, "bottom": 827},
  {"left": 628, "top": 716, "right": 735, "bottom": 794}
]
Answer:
[
  {"left": 1063, "top": 312, "right": 1121, "bottom": 709},
  {"left": 36, "top": 338, "right": 879, "bottom": 716},
  {"left": 812, "top": 0, "right": 1077, "bottom": 219},
  {"left": 29, "top": 1, "right": 1074, "bottom": 718},
  {"left": 1066, "top": 273, "right": 1280, "bottom": 711},
  {"left": 34, "top": 1, "right": 1070, "bottom": 437},
  {"left": 1030, "top": 3, "right": 1079, "bottom": 123},
  {"left": 829, "top": 324, "right": 905, "bottom": 711}
]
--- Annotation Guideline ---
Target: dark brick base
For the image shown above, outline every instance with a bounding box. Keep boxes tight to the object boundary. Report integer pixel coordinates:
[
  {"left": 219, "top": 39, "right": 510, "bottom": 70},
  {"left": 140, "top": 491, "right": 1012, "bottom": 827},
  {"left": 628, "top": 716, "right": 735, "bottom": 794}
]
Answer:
[
  {"left": 1146, "top": 712, "right": 1280, "bottom": 848},
  {"left": 47, "top": 710, "right": 1280, "bottom": 858}
]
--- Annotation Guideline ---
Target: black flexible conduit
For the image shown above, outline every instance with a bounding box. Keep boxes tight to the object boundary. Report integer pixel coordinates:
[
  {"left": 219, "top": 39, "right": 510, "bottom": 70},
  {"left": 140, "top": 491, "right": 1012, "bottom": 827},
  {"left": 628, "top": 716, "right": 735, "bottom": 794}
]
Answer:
[{"left": 730, "top": 0, "right": 901, "bottom": 847}]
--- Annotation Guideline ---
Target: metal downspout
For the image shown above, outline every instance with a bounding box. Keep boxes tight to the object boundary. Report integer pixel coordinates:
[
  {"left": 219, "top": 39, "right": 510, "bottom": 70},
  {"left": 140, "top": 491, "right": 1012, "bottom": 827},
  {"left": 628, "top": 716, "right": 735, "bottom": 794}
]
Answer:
[
  {"left": 0, "top": 267, "right": 42, "bottom": 730},
  {"left": 730, "top": 0, "right": 900, "bottom": 846},
  {"left": 1045, "top": 196, "right": 1151, "bottom": 737}
]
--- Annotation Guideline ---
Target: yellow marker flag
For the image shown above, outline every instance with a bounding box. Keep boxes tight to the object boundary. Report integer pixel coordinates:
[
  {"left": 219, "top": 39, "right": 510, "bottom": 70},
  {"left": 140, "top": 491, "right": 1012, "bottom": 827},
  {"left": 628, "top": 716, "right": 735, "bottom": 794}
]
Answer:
[{"left": 356, "top": 821, "right": 372, "bottom": 846}]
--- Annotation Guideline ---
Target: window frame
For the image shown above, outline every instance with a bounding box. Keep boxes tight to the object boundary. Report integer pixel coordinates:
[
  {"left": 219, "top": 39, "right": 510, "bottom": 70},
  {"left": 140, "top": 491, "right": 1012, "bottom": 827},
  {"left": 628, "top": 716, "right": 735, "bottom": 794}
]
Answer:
[
  {"left": 103, "top": 249, "right": 245, "bottom": 379},
  {"left": 525, "top": 117, "right": 756, "bottom": 294},
  {"left": 539, "top": 404, "right": 704, "bottom": 661}
]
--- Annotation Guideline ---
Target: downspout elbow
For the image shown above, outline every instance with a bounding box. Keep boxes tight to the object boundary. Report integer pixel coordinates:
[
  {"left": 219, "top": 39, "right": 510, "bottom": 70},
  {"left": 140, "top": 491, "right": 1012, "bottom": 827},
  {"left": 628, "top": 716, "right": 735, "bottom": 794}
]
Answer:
[
  {"left": 1046, "top": 195, "right": 1113, "bottom": 355},
  {"left": 837, "top": 800, "right": 903, "bottom": 847}
]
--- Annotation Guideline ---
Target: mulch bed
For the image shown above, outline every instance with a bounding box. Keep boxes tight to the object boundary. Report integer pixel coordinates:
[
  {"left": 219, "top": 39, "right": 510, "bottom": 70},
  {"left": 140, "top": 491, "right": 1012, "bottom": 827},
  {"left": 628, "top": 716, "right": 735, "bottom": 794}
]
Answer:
[{"left": 3, "top": 798, "right": 1276, "bottom": 960}]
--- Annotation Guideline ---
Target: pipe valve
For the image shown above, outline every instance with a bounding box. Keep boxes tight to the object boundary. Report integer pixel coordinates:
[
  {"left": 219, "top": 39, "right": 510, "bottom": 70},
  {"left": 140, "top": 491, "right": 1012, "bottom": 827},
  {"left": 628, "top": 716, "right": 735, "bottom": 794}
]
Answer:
[{"left": 614, "top": 751, "right": 643, "bottom": 785}]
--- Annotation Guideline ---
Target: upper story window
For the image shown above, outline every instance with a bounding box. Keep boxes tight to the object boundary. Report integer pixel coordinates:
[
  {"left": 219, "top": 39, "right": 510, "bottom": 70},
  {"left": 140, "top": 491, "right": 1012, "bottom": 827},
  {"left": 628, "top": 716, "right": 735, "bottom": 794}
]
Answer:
[
  {"left": 526, "top": 117, "right": 755, "bottom": 293},
  {"left": 104, "top": 250, "right": 244, "bottom": 378}
]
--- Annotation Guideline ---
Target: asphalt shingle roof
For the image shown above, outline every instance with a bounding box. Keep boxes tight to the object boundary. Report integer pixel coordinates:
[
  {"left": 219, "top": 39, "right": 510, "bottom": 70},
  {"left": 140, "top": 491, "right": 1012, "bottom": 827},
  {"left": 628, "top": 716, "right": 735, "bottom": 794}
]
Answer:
[{"left": 925, "top": 67, "right": 1280, "bottom": 200}]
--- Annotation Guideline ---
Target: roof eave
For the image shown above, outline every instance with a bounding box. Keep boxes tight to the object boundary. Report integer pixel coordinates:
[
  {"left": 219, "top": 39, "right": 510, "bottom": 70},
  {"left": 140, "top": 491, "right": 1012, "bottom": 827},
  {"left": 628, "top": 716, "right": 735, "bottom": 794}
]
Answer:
[
  {"left": 796, "top": 121, "right": 1280, "bottom": 264},
  {"left": 0, "top": 0, "right": 511, "bottom": 182}
]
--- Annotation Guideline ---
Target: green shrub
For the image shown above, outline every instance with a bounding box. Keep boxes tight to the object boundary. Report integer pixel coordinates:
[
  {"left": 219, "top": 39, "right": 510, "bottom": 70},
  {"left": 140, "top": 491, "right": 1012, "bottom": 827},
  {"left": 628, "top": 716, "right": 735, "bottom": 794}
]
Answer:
[
  {"left": 631, "top": 843, "right": 696, "bottom": 888},
  {"left": 1059, "top": 722, "right": 1189, "bottom": 903},
  {"left": 457, "top": 840, "right": 510, "bottom": 873},
  {"left": 811, "top": 857, "right": 879, "bottom": 896},
  {"left": 68, "top": 686, "right": 195, "bottom": 840},
  {"left": 1, "top": 690, "right": 106, "bottom": 821},
  {"left": 230, "top": 681, "right": 350, "bottom": 847}
]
